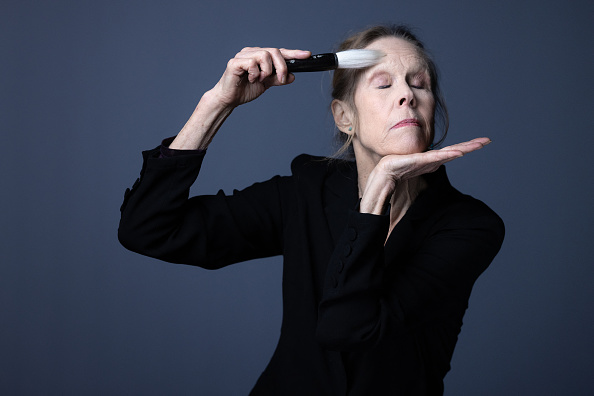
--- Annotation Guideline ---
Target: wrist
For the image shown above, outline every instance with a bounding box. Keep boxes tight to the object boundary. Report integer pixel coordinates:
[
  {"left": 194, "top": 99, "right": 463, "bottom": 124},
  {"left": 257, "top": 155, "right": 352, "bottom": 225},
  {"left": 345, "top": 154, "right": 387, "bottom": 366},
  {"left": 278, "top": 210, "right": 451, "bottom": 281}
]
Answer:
[
  {"left": 170, "top": 90, "right": 235, "bottom": 151},
  {"left": 201, "top": 87, "right": 236, "bottom": 114},
  {"left": 359, "top": 173, "right": 395, "bottom": 215}
]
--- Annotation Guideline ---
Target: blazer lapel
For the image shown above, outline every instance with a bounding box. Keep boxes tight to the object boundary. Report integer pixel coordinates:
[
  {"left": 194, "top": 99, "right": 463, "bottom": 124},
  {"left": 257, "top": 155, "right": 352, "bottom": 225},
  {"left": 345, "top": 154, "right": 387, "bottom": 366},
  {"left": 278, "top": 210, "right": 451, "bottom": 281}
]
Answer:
[
  {"left": 322, "top": 160, "right": 359, "bottom": 245},
  {"left": 384, "top": 165, "right": 454, "bottom": 266},
  {"left": 321, "top": 164, "right": 454, "bottom": 269}
]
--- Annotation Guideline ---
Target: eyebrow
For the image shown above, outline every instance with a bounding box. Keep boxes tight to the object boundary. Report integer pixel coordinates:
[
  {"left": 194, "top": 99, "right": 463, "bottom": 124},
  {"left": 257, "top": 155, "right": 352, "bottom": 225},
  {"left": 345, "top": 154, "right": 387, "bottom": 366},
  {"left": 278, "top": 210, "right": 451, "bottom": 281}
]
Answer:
[
  {"left": 364, "top": 68, "right": 391, "bottom": 82},
  {"left": 364, "top": 66, "right": 429, "bottom": 83}
]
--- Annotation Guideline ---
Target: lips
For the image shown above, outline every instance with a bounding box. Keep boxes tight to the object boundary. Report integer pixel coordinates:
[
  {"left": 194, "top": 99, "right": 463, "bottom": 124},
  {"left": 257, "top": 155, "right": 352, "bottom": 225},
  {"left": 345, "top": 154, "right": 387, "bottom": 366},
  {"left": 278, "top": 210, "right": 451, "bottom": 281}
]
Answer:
[{"left": 392, "top": 118, "right": 421, "bottom": 129}]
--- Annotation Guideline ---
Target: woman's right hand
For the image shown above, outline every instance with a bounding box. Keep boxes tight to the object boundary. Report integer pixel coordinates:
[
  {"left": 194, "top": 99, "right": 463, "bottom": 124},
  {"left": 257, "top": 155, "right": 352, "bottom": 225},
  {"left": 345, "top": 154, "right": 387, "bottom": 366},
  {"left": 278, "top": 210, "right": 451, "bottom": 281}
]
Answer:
[
  {"left": 169, "top": 47, "right": 311, "bottom": 151},
  {"left": 210, "top": 47, "right": 312, "bottom": 108}
]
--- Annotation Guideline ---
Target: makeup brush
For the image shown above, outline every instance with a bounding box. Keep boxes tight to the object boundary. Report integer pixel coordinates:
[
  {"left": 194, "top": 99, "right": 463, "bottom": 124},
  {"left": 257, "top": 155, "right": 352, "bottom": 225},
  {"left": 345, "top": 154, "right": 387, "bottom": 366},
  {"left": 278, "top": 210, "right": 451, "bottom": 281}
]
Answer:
[{"left": 286, "top": 49, "right": 383, "bottom": 73}]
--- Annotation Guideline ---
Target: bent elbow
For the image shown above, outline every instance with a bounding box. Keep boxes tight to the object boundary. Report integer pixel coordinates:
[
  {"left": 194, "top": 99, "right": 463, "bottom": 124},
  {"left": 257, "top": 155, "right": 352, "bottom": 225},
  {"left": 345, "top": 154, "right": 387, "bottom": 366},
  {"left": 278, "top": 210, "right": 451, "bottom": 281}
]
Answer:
[
  {"left": 117, "top": 213, "right": 164, "bottom": 258},
  {"left": 117, "top": 221, "right": 147, "bottom": 255}
]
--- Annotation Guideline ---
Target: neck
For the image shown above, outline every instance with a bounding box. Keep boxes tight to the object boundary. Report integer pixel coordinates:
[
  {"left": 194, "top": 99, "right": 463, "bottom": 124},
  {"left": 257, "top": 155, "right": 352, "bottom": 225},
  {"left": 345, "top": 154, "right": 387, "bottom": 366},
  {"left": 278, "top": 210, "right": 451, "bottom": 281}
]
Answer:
[
  {"left": 387, "top": 177, "right": 426, "bottom": 227},
  {"left": 356, "top": 160, "right": 427, "bottom": 230}
]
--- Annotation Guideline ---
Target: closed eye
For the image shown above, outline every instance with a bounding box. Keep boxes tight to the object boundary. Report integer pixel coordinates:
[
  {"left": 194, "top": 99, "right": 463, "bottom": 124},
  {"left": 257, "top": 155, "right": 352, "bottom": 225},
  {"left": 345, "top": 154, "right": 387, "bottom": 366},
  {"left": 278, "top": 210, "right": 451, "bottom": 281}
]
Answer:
[{"left": 378, "top": 84, "right": 392, "bottom": 89}]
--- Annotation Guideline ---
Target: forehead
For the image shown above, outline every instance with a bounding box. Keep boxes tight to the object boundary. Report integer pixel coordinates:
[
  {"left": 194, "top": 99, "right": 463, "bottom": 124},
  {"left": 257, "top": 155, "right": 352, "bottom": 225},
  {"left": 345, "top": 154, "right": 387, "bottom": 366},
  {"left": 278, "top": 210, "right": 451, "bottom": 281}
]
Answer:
[{"left": 364, "top": 36, "right": 428, "bottom": 73}]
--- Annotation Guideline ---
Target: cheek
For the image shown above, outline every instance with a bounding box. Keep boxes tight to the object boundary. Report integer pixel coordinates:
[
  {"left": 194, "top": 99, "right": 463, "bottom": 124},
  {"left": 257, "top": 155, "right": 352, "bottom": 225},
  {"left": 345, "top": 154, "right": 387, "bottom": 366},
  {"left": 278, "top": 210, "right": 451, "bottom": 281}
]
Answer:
[
  {"left": 353, "top": 97, "right": 385, "bottom": 130},
  {"left": 421, "top": 93, "right": 436, "bottom": 115},
  {"left": 420, "top": 96, "right": 436, "bottom": 130},
  {"left": 353, "top": 85, "right": 384, "bottom": 116}
]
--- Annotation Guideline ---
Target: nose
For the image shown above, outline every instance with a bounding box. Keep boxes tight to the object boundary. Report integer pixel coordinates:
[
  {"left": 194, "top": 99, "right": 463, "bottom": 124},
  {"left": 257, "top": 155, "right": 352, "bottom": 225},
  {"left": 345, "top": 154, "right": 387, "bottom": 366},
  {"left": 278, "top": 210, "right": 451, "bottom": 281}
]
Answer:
[{"left": 397, "top": 84, "right": 415, "bottom": 108}]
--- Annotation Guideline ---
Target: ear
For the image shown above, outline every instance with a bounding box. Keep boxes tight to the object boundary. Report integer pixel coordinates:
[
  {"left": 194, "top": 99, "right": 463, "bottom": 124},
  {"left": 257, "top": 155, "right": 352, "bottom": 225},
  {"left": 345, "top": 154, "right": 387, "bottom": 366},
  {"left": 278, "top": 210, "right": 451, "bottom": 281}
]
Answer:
[{"left": 331, "top": 99, "right": 354, "bottom": 135}]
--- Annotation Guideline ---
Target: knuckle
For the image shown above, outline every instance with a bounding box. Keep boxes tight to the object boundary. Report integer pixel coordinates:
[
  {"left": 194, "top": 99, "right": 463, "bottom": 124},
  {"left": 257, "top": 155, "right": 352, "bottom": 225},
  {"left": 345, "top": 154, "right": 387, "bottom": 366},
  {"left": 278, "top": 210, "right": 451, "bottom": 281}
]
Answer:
[
  {"left": 275, "top": 62, "right": 287, "bottom": 73},
  {"left": 247, "top": 58, "right": 258, "bottom": 68}
]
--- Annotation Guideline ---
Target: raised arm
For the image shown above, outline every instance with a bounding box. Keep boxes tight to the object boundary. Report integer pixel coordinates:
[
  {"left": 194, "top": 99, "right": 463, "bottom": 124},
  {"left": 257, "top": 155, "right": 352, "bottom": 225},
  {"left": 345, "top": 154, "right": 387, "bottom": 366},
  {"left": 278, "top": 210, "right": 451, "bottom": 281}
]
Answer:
[
  {"left": 169, "top": 47, "right": 311, "bottom": 151},
  {"left": 118, "top": 47, "right": 310, "bottom": 265}
]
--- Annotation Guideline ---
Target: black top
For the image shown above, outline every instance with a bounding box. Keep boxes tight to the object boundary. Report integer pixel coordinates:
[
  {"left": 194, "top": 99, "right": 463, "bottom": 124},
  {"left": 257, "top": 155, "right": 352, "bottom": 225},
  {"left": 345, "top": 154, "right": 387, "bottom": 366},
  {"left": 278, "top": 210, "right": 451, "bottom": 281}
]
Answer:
[{"left": 118, "top": 147, "right": 505, "bottom": 395}]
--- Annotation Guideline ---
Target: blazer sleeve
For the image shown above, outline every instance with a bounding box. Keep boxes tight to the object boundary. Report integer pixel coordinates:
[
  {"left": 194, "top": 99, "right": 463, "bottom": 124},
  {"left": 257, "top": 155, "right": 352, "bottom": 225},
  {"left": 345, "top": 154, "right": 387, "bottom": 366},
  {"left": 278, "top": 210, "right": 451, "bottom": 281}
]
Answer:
[
  {"left": 315, "top": 201, "right": 505, "bottom": 351},
  {"left": 118, "top": 146, "right": 290, "bottom": 268}
]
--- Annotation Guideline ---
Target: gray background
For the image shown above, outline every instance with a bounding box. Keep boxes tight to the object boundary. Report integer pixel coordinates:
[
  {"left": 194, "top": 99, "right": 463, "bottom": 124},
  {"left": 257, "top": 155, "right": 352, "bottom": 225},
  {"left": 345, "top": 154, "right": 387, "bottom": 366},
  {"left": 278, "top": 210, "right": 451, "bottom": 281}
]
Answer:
[{"left": 2, "top": 0, "right": 593, "bottom": 394}]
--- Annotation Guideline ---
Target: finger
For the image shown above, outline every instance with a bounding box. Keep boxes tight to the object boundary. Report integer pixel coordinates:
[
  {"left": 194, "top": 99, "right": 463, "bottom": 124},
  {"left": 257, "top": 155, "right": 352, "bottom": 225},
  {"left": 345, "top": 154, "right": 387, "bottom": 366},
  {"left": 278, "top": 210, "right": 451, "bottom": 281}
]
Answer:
[
  {"left": 456, "top": 137, "right": 491, "bottom": 151},
  {"left": 279, "top": 48, "right": 312, "bottom": 59},
  {"left": 257, "top": 51, "right": 274, "bottom": 83},
  {"left": 234, "top": 49, "right": 275, "bottom": 83},
  {"left": 440, "top": 137, "right": 490, "bottom": 148},
  {"left": 263, "top": 72, "right": 296, "bottom": 89},
  {"left": 235, "top": 47, "right": 310, "bottom": 60},
  {"left": 226, "top": 57, "right": 261, "bottom": 84},
  {"left": 235, "top": 47, "right": 310, "bottom": 85},
  {"left": 271, "top": 48, "right": 310, "bottom": 84},
  {"left": 417, "top": 149, "right": 464, "bottom": 168},
  {"left": 278, "top": 49, "right": 310, "bottom": 84},
  {"left": 381, "top": 150, "right": 462, "bottom": 176},
  {"left": 265, "top": 48, "right": 288, "bottom": 84},
  {"left": 420, "top": 149, "right": 464, "bottom": 168},
  {"left": 413, "top": 151, "right": 463, "bottom": 175},
  {"left": 439, "top": 138, "right": 491, "bottom": 154}
]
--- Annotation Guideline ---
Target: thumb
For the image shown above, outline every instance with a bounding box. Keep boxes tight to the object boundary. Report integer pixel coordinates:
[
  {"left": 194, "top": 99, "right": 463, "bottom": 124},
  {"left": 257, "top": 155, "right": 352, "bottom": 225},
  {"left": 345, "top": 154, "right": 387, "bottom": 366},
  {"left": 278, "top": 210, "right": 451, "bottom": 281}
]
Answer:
[{"left": 265, "top": 72, "right": 296, "bottom": 88}]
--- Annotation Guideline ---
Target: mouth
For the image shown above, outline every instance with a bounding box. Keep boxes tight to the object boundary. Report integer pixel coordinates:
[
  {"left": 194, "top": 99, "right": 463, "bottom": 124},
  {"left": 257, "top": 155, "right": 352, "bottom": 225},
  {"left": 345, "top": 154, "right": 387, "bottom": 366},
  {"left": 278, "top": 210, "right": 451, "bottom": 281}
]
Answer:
[{"left": 391, "top": 118, "right": 421, "bottom": 129}]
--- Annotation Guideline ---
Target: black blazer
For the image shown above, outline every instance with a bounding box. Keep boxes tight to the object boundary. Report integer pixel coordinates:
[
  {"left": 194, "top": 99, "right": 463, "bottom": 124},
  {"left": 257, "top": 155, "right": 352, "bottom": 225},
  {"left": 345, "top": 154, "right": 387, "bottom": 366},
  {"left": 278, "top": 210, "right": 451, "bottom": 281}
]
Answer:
[{"left": 119, "top": 147, "right": 504, "bottom": 395}]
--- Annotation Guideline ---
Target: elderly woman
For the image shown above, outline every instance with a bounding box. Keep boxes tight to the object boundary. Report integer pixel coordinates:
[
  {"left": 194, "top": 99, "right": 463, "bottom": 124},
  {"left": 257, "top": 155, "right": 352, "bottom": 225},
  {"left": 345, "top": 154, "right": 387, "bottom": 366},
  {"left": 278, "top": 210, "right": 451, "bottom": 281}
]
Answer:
[{"left": 119, "top": 25, "right": 504, "bottom": 395}]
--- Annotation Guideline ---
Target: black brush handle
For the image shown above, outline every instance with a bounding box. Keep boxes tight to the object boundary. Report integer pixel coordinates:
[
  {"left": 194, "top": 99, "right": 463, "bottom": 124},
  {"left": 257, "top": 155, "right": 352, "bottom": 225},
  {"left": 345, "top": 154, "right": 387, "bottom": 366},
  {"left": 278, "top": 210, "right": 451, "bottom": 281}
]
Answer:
[{"left": 285, "top": 53, "right": 338, "bottom": 72}]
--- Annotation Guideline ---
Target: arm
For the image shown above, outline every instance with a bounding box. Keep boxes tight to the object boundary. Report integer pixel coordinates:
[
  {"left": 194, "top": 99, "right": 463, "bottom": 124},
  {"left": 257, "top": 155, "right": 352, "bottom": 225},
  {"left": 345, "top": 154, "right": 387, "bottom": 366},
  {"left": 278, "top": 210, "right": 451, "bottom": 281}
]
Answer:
[
  {"left": 118, "top": 146, "right": 294, "bottom": 267},
  {"left": 359, "top": 138, "right": 491, "bottom": 215},
  {"left": 316, "top": 139, "right": 502, "bottom": 350},
  {"left": 168, "top": 47, "right": 311, "bottom": 151},
  {"left": 315, "top": 201, "right": 505, "bottom": 350},
  {"left": 118, "top": 47, "right": 311, "bottom": 264}
]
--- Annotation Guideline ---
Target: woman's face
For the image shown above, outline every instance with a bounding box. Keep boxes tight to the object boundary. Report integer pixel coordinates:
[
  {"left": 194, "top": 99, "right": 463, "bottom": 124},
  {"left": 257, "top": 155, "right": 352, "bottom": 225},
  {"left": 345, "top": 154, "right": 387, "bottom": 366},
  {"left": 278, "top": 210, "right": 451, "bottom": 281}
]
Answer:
[{"left": 350, "top": 37, "right": 435, "bottom": 167}]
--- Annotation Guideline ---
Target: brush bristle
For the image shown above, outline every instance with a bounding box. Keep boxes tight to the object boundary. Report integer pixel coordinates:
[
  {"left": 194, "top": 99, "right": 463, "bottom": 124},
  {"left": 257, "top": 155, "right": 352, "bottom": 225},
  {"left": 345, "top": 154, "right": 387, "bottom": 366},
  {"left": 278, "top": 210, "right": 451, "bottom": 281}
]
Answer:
[{"left": 335, "top": 49, "right": 384, "bottom": 69}]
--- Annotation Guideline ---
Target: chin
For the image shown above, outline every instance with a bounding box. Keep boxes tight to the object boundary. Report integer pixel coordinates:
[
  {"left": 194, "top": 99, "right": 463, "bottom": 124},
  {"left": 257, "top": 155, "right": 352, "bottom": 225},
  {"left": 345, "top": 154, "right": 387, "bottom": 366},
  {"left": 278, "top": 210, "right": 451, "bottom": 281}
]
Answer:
[
  {"left": 392, "top": 131, "right": 429, "bottom": 153},
  {"left": 388, "top": 139, "right": 428, "bottom": 155}
]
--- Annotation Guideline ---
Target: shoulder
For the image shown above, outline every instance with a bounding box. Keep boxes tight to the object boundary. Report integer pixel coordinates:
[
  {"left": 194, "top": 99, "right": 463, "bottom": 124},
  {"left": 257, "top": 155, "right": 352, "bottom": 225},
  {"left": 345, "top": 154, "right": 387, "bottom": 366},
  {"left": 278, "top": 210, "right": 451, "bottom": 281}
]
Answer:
[
  {"left": 417, "top": 167, "right": 505, "bottom": 244},
  {"left": 441, "top": 192, "right": 506, "bottom": 256},
  {"left": 291, "top": 154, "right": 337, "bottom": 172},
  {"left": 291, "top": 154, "right": 356, "bottom": 176},
  {"left": 290, "top": 153, "right": 325, "bottom": 172},
  {"left": 287, "top": 154, "right": 358, "bottom": 212},
  {"left": 289, "top": 154, "right": 355, "bottom": 182},
  {"left": 448, "top": 193, "right": 504, "bottom": 234}
]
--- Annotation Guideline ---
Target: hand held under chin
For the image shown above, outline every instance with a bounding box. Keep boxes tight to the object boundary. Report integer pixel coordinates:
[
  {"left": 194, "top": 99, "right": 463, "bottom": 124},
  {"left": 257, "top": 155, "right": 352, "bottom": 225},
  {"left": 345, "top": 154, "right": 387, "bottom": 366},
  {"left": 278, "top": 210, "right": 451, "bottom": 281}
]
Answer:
[{"left": 358, "top": 137, "right": 491, "bottom": 215}]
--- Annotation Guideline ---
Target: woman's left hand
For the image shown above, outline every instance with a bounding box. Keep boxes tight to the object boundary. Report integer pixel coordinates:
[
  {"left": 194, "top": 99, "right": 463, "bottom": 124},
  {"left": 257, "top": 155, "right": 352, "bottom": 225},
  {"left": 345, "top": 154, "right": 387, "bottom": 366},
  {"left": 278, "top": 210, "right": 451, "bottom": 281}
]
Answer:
[{"left": 359, "top": 137, "right": 491, "bottom": 215}]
